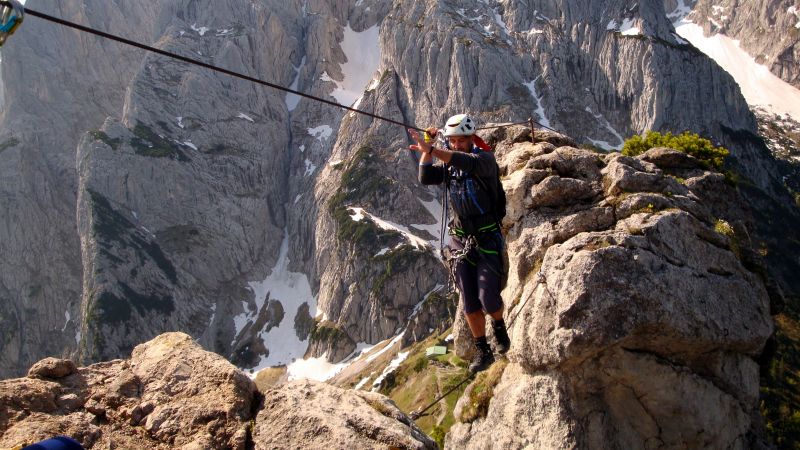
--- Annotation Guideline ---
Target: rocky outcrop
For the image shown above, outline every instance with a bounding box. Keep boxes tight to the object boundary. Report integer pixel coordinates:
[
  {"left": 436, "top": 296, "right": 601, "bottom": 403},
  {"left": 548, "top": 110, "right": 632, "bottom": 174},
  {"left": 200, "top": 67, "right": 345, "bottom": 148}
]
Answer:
[
  {"left": 447, "top": 130, "right": 774, "bottom": 448},
  {"left": 0, "top": 332, "right": 433, "bottom": 449},
  {"left": 255, "top": 380, "right": 435, "bottom": 449},
  {"left": 0, "top": 333, "right": 256, "bottom": 449}
]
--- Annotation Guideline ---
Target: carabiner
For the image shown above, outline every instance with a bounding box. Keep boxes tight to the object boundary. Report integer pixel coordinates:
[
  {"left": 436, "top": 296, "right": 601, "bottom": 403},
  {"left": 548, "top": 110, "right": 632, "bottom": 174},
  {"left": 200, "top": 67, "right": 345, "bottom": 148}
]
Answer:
[{"left": 0, "top": 0, "right": 24, "bottom": 47}]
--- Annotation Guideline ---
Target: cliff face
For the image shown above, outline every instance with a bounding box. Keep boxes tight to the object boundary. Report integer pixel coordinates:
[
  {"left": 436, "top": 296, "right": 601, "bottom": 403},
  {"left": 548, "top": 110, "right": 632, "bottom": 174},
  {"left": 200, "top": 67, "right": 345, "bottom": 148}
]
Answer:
[
  {"left": 0, "top": 0, "right": 794, "bottom": 380},
  {"left": 442, "top": 129, "right": 775, "bottom": 448}
]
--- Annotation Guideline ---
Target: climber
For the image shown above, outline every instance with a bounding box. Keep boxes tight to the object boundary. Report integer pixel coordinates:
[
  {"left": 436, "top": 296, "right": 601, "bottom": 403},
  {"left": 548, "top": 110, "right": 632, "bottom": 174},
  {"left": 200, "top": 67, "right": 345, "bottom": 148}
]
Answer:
[{"left": 407, "top": 114, "right": 510, "bottom": 373}]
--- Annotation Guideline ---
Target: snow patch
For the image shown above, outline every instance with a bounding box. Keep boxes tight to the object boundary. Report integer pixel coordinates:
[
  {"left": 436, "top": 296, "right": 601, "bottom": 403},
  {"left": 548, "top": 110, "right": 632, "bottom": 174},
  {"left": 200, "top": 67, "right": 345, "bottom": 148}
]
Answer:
[
  {"left": 208, "top": 303, "right": 216, "bottom": 325},
  {"left": 366, "top": 333, "right": 404, "bottom": 364},
  {"left": 190, "top": 24, "right": 210, "bottom": 36},
  {"left": 354, "top": 376, "right": 371, "bottom": 390},
  {"left": 327, "top": 25, "right": 382, "bottom": 107},
  {"left": 348, "top": 207, "right": 366, "bottom": 222},
  {"left": 585, "top": 106, "right": 623, "bottom": 150},
  {"left": 372, "top": 351, "right": 410, "bottom": 387},
  {"left": 62, "top": 310, "right": 70, "bottom": 332},
  {"left": 347, "top": 207, "right": 431, "bottom": 249},
  {"left": 294, "top": 194, "right": 303, "bottom": 204},
  {"left": 675, "top": 20, "right": 800, "bottom": 121},
  {"left": 286, "top": 342, "right": 374, "bottom": 382},
  {"left": 237, "top": 113, "right": 254, "bottom": 122},
  {"left": 307, "top": 125, "right": 333, "bottom": 142},
  {"left": 668, "top": 0, "right": 693, "bottom": 23},
  {"left": 176, "top": 117, "right": 184, "bottom": 129},
  {"left": 409, "top": 196, "right": 444, "bottom": 247},
  {"left": 233, "top": 230, "right": 318, "bottom": 370},
  {"left": 524, "top": 78, "right": 551, "bottom": 129},
  {"left": 619, "top": 18, "right": 641, "bottom": 36},
  {"left": 182, "top": 141, "right": 197, "bottom": 151},
  {"left": 286, "top": 56, "right": 306, "bottom": 111},
  {"left": 304, "top": 159, "right": 317, "bottom": 176},
  {"left": 375, "top": 247, "right": 391, "bottom": 257}
]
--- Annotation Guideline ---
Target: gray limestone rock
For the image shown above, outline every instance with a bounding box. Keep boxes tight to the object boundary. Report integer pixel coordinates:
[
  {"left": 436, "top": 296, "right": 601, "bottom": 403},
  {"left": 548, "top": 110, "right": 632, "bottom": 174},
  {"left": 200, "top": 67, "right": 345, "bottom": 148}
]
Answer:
[
  {"left": 254, "top": 380, "right": 436, "bottom": 449},
  {"left": 447, "top": 134, "right": 774, "bottom": 449}
]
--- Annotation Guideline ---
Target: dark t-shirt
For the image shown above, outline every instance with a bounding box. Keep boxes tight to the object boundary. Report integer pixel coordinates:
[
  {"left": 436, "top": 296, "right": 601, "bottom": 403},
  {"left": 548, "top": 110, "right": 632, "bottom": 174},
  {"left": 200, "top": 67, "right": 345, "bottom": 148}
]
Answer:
[{"left": 418, "top": 147, "right": 502, "bottom": 235}]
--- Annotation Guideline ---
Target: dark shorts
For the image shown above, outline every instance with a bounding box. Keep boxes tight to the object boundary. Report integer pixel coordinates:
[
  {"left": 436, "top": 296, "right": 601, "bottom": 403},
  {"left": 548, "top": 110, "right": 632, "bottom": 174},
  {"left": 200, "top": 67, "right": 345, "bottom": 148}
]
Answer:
[{"left": 451, "top": 232, "right": 504, "bottom": 315}]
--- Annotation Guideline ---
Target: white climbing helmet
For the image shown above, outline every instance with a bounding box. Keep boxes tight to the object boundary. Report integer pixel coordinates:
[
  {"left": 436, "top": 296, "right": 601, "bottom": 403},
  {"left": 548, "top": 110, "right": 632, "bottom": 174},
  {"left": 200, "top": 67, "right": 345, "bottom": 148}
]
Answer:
[{"left": 443, "top": 114, "right": 476, "bottom": 137}]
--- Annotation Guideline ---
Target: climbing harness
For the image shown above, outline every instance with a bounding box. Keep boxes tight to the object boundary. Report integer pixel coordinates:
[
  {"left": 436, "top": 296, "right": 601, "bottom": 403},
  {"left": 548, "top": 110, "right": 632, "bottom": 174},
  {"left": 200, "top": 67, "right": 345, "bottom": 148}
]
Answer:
[{"left": 0, "top": 0, "right": 23, "bottom": 47}]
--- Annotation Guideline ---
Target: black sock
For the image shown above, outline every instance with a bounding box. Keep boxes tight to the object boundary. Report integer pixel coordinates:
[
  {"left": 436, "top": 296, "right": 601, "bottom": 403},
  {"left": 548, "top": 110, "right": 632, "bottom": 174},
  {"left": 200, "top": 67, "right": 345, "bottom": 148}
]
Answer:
[
  {"left": 474, "top": 335, "right": 490, "bottom": 351},
  {"left": 492, "top": 318, "right": 506, "bottom": 330}
]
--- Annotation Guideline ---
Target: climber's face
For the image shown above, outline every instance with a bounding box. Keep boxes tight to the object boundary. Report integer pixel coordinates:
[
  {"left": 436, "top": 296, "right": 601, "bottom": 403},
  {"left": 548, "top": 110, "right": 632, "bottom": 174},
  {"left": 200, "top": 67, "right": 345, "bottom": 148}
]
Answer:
[{"left": 448, "top": 136, "right": 471, "bottom": 152}]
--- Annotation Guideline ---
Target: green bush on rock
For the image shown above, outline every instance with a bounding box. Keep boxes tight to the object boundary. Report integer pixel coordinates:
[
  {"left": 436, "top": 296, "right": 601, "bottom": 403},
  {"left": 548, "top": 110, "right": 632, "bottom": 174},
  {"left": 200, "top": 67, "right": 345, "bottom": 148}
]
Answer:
[{"left": 622, "top": 131, "right": 729, "bottom": 170}]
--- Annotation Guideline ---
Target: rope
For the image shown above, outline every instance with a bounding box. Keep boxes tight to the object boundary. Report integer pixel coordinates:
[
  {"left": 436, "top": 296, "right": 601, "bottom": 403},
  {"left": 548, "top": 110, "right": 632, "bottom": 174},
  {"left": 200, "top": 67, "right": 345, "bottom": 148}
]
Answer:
[
  {"left": 11, "top": 3, "right": 425, "bottom": 132},
  {"left": 4, "top": 2, "right": 558, "bottom": 137}
]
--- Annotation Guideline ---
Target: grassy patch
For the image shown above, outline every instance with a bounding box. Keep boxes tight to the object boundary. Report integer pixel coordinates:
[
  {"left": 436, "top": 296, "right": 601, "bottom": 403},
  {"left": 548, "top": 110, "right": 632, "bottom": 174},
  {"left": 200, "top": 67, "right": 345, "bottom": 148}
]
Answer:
[
  {"left": 761, "top": 312, "right": 800, "bottom": 448},
  {"left": 328, "top": 145, "right": 401, "bottom": 247},
  {"left": 714, "top": 219, "right": 741, "bottom": 260},
  {"left": 89, "top": 130, "right": 121, "bottom": 150},
  {"left": 622, "top": 130, "right": 728, "bottom": 170},
  {"left": 370, "top": 245, "right": 424, "bottom": 300},
  {"left": 309, "top": 320, "right": 347, "bottom": 344},
  {"left": 372, "top": 328, "right": 472, "bottom": 444},
  {"left": 131, "top": 121, "right": 189, "bottom": 161},
  {"left": 254, "top": 366, "right": 287, "bottom": 391},
  {"left": 457, "top": 358, "right": 508, "bottom": 423},
  {"left": 87, "top": 189, "right": 177, "bottom": 283}
]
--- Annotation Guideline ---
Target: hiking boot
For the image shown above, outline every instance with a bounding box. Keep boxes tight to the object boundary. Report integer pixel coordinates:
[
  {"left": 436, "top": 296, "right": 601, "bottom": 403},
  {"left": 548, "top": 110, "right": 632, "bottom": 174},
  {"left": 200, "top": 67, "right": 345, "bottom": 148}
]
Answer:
[
  {"left": 469, "top": 337, "right": 495, "bottom": 373},
  {"left": 493, "top": 319, "right": 511, "bottom": 355}
]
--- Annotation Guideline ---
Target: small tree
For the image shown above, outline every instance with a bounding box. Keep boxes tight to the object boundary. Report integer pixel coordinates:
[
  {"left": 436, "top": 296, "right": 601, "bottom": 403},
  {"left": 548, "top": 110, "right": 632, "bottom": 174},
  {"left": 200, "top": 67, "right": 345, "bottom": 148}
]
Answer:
[{"left": 622, "top": 131, "right": 729, "bottom": 170}]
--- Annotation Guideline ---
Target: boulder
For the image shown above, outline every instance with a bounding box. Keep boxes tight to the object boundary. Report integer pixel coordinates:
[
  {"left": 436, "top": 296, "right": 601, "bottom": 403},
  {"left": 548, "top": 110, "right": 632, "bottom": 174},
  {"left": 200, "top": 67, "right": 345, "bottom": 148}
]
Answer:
[
  {"left": 27, "top": 358, "right": 77, "bottom": 379},
  {"left": 254, "top": 380, "right": 436, "bottom": 449}
]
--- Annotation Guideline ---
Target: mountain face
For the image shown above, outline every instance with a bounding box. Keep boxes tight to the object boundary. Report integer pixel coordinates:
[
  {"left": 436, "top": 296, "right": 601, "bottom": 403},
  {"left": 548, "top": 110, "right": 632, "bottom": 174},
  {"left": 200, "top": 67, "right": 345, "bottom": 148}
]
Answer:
[
  {"left": 0, "top": 0, "right": 796, "bottom": 386},
  {"left": 680, "top": 0, "right": 800, "bottom": 89}
]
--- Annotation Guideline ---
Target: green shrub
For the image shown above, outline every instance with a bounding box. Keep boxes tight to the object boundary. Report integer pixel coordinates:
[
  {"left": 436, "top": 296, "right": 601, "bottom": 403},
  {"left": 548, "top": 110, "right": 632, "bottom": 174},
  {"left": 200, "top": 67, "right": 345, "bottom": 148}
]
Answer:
[
  {"left": 457, "top": 359, "right": 508, "bottom": 423},
  {"left": 430, "top": 425, "right": 446, "bottom": 449},
  {"left": 622, "top": 131, "right": 729, "bottom": 170}
]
